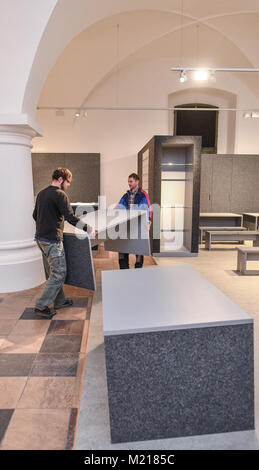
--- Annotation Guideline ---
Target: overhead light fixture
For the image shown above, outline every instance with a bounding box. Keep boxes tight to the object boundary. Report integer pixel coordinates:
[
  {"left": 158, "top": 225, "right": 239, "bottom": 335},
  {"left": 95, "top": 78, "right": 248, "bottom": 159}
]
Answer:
[
  {"left": 179, "top": 70, "right": 187, "bottom": 83},
  {"left": 82, "top": 110, "right": 88, "bottom": 118},
  {"left": 193, "top": 70, "right": 208, "bottom": 81},
  {"left": 243, "top": 111, "right": 259, "bottom": 118},
  {"left": 74, "top": 110, "right": 80, "bottom": 118},
  {"left": 171, "top": 67, "right": 259, "bottom": 84}
]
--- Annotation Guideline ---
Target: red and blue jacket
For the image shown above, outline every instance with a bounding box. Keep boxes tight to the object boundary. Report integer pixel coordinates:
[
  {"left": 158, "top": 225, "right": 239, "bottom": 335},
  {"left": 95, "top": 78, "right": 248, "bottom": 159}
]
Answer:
[{"left": 117, "top": 187, "right": 152, "bottom": 221}]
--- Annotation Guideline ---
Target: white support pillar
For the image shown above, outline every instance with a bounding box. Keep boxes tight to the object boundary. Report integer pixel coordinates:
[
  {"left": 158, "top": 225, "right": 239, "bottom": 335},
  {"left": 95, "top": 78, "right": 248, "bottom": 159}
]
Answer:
[{"left": 0, "top": 117, "right": 45, "bottom": 292}]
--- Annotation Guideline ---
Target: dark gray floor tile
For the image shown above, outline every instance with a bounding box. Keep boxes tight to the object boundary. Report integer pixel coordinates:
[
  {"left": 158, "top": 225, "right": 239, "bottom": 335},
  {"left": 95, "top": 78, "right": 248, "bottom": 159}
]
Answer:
[
  {"left": 0, "top": 409, "right": 14, "bottom": 442},
  {"left": 0, "top": 354, "right": 36, "bottom": 377},
  {"left": 69, "top": 297, "right": 88, "bottom": 308},
  {"left": 40, "top": 335, "right": 82, "bottom": 353},
  {"left": 47, "top": 320, "right": 84, "bottom": 336},
  {"left": 19, "top": 308, "right": 54, "bottom": 320},
  {"left": 30, "top": 353, "right": 79, "bottom": 377}
]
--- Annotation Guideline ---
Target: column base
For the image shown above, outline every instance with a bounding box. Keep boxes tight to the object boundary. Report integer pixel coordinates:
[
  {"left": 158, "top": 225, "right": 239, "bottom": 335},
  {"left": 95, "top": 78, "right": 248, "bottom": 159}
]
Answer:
[{"left": 0, "top": 242, "right": 45, "bottom": 293}]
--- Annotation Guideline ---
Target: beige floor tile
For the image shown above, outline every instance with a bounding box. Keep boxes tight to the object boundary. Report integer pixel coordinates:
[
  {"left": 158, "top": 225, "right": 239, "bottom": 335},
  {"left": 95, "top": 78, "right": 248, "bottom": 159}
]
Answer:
[
  {"left": 56, "top": 308, "right": 87, "bottom": 320},
  {"left": 0, "top": 378, "right": 27, "bottom": 408},
  {"left": 10, "top": 320, "right": 51, "bottom": 337},
  {"left": 1, "top": 296, "right": 32, "bottom": 308},
  {"left": 0, "top": 319, "right": 18, "bottom": 335},
  {"left": 0, "top": 307, "right": 23, "bottom": 319},
  {"left": 1, "top": 409, "right": 71, "bottom": 450},
  {"left": 17, "top": 377, "right": 78, "bottom": 409},
  {"left": 0, "top": 335, "right": 45, "bottom": 354}
]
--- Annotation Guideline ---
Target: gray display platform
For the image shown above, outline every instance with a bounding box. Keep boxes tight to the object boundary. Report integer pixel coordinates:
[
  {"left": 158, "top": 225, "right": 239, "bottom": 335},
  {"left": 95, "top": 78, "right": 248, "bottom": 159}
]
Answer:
[
  {"left": 243, "top": 213, "right": 259, "bottom": 231},
  {"left": 102, "top": 265, "right": 254, "bottom": 443},
  {"left": 63, "top": 209, "right": 150, "bottom": 290},
  {"left": 200, "top": 213, "right": 243, "bottom": 227}
]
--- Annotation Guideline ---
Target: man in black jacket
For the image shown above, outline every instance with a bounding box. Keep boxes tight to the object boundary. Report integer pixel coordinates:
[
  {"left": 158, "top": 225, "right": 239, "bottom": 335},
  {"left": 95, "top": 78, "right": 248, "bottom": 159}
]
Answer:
[{"left": 33, "top": 167, "right": 93, "bottom": 319}]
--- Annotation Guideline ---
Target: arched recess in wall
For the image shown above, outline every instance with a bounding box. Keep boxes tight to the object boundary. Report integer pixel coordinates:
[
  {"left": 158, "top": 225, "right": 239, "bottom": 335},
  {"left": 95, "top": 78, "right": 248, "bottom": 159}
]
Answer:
[
  {"left": 174, "top": 103, "right": 218, "bottom": 154},
  {"left": 168, "top": 88, "right": 237, "bottom": 154}
]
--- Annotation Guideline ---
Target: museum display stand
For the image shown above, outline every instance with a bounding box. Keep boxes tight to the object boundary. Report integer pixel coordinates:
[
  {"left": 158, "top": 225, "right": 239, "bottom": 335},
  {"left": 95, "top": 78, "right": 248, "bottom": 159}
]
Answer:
[
  {"left": 102, "top": 265, "right": 254, "bottom": 443},
  {"left": 138, "top": 136, "right": 201, "bottom": 256}
]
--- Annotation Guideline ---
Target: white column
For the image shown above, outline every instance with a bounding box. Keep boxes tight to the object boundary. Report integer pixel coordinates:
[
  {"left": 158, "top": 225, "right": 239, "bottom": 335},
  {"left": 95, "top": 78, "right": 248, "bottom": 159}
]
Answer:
[{"left": 0, "top": 120, "right": 45, "bottom": 292}]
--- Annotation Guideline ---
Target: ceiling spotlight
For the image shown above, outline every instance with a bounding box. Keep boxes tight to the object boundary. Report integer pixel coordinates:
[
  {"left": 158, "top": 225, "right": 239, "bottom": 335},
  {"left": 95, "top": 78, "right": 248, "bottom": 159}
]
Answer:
[
  {"left": 251, "top": 111, "right": 259, "bottom": 118},
  {"left": 179, "top": 70, "right": 187, "bottom": 83},
  {"left": 75, "top": 110, "right": 80, "bottom": 118},
  {"left": 193, "top": 70, "right": 208, "bottom": 81},
  {"left": 243, "top": 112, "right": 251, "bottom": 118},
  {"left": 82, "top": 111, "right": 88, "bottom": 118}
]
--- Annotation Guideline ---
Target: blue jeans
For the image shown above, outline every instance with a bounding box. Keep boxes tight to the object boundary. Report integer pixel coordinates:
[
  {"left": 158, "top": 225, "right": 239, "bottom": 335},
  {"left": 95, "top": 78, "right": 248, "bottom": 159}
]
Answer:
[{"left": 35, "top": 240, "right": 67, "bottom": 310}]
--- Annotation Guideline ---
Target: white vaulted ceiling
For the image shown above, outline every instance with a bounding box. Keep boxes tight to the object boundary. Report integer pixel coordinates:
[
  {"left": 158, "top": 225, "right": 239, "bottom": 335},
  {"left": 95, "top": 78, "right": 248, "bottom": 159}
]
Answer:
[
  {"left": 17, "top": 0, "right": 259, "bottom": 114},
  {"left": 37, "top": 9, "right": 259, "bottom": 109}
]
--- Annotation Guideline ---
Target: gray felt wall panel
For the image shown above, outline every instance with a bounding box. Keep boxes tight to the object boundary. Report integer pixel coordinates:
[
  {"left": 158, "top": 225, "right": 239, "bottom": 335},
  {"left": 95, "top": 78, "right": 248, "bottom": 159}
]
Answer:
[
  {"left": 32, "top": 153, "right": 100, "bottom": 203},
  {"left": 63, "top": 233, "right": 96, "bottom": 291}
]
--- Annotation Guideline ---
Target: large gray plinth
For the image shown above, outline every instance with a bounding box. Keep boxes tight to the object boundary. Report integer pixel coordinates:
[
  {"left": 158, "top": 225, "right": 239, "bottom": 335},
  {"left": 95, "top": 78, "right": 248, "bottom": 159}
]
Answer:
[{"left": 102, "top": 265, "right": 254, "bottom": 444}]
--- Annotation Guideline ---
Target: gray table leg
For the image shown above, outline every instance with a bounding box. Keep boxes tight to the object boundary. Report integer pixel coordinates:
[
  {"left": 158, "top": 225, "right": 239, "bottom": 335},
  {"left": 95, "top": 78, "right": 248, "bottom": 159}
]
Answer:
[{"left": 205, "top": 233, "right": 211, "bottom": 250}]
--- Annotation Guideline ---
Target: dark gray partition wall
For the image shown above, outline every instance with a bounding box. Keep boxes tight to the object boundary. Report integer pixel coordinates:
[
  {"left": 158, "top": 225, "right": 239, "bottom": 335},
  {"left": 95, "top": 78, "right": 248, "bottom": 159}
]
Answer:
[
  {"left": 184, "top": 145, "right": 197, "bottom": 252},
  {"left": 200, "top": 154, "right": 259, "bottom": 213},
  {"left": 31, "top": 153, "right": 100, "bottom": 203},
  {"left": 138, "top": 136, "right": 201, "bottom": 256}
]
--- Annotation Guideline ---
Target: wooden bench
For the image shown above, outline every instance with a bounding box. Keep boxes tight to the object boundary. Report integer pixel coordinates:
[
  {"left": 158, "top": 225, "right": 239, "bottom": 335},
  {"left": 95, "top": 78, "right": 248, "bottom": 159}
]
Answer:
[
  {"left": 237, "top": 247, "right": 259, "bottom": 274},
  {"left": 205, "top": 230, "right": 259, "bottom": 250},
  {"left": 199, "top": 226, "right": 246, "bottom": 243}
]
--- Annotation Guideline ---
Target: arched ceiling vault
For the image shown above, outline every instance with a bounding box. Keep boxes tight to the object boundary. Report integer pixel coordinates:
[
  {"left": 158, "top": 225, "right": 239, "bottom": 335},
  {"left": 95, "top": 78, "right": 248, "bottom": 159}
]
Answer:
[
  {"left": 79, "top": 10, "right": 259, "bottom": 108},
  {"left": 24, "top": 0, "right": 259, "bottom": 114}
]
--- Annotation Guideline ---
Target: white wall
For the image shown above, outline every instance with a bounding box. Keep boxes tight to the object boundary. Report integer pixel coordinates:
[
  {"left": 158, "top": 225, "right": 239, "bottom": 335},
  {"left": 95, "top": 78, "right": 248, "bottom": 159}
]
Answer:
[{"left": 33, "top": 54, "right": 259, "bottom": 205}]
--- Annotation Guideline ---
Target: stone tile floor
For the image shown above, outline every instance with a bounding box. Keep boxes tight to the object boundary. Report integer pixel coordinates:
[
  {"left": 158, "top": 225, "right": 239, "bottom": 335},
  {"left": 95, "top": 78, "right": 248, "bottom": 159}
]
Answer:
[
  {"left": 0, "top": 249, "right": 154, "bottom": 450},
  {"left": 0, "top": 281, "right": 93, "bottom": 450},
  {"left": 75, "top": 243, "right": 259, "bottom": 450}
]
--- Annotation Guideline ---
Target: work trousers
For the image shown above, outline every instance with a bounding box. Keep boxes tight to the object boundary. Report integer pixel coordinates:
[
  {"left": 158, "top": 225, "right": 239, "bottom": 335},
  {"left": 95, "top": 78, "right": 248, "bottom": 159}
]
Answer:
[
  {"left": 118, "top": 252, "right": 144, "bottom": 269},
  {"left": 35, "top": 240, "right": 67, "bottom": 309}
]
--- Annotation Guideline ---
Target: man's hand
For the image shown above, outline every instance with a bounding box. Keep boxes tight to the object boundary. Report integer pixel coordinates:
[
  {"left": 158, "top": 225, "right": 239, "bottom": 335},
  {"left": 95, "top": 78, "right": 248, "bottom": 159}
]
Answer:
[
  {"left": 147, "top": 220, "right": 152, "bottom": 231},
  {"left": 90, "top": 229, "right": 97, "bottom": 238}
]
